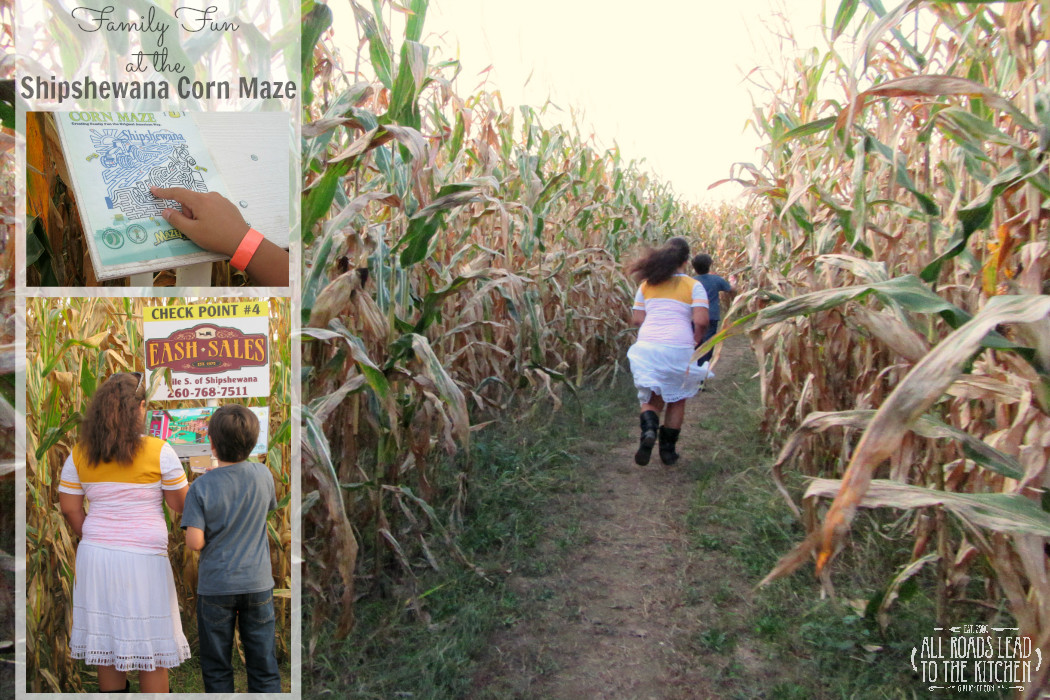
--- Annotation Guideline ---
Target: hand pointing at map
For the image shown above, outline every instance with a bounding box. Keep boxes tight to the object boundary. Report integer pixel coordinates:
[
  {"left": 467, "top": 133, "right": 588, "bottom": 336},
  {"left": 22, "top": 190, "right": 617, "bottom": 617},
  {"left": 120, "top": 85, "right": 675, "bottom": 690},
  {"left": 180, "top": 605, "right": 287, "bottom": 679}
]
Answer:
[{"left": 151, "top": 186, "right": 290, "bottom": 287}]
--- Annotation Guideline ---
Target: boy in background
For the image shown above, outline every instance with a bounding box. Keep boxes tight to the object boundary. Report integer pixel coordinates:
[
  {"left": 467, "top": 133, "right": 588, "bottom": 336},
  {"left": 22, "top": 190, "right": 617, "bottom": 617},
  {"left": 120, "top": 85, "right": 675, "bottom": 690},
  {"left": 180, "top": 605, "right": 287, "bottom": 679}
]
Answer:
[
  {"left": 691, "top": 254, "right": 737, "bottom": 367},
  {"left": 182, "top": 405, "right": 281, "bottom": 692}
]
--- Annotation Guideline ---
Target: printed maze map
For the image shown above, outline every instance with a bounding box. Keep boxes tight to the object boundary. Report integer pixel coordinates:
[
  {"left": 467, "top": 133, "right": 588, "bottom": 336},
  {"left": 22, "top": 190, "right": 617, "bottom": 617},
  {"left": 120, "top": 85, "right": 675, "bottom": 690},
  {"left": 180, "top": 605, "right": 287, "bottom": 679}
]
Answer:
[
  {"left": 91, "top": 128, "right": 208, "bottom": 219},
  {"left": 56, "top": 112, "right": 228, "bottom": 275}
]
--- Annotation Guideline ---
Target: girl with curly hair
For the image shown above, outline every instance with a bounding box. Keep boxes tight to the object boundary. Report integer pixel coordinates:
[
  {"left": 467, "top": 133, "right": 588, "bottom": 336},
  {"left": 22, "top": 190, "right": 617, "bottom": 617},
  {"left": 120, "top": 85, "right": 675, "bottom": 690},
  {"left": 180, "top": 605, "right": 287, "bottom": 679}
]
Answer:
[
  {"left": 626, "top": 237, "right": 711, "bottom": 465},
  {"left": 58, "top": 372, "right": 190, "bottom": 692}
]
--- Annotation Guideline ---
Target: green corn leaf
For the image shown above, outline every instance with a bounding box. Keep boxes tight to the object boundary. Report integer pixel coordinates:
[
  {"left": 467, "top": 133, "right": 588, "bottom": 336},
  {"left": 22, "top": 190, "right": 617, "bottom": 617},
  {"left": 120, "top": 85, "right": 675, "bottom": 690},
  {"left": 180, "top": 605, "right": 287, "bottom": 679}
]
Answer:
[
  {"left": 832, "top": 0, "right": 860, "bottom": 39},
  {"left": 302, "top": 161, "right": 349, "bottom": 245},
  {"left": 921, "top": 162, "right": 1035, "bottom": 282},
  {"left": 780, "top": 116, "right": 838, "bottom": 142},
  {"left": 352, "top": 0, "right": 393, "bottom": 88},
  {"left": 35, "top": 413, "right": 81, "bottom": 462}
]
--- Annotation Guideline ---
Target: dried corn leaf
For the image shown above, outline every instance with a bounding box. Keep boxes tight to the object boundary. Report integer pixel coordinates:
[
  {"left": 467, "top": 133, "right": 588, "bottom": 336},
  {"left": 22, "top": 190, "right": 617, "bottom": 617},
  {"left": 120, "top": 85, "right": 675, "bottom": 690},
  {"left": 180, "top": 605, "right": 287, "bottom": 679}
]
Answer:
[{"left": 802, "top": 478, "right": 1050, "bottom": 538}]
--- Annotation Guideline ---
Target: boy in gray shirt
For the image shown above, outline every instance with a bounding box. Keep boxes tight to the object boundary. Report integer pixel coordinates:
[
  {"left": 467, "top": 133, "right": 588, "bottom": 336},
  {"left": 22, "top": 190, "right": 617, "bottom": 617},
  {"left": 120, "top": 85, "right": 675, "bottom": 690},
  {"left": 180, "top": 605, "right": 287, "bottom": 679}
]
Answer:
[{"left": 182, "top": 404, "right": 280, "bottom": 692}]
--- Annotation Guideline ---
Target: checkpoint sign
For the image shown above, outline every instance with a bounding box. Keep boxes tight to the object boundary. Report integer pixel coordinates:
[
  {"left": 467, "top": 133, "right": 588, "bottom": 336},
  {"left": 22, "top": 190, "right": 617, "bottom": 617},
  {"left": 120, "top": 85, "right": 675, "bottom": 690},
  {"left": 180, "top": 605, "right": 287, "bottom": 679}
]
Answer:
[{"left": 144, "top": 302, "right": 270, "bottom": 400}]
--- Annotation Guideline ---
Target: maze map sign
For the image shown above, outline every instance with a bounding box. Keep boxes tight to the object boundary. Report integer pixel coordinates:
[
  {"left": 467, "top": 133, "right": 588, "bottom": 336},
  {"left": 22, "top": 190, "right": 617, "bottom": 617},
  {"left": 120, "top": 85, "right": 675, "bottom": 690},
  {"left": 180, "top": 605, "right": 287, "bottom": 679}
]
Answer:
[
  {"left": 56, "top": 110, "right": 229, "bottom": 279},
  {"left": 143, "top": 301, "right": 270, "bottom": 400}
]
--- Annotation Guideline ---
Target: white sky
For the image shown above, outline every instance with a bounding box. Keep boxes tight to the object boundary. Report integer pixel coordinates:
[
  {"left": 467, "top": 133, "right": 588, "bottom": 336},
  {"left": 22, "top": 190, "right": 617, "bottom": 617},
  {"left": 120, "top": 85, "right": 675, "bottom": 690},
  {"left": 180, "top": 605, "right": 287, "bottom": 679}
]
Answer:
[{"left": 330, "top": 0, "right": 834, "bottom": 205}]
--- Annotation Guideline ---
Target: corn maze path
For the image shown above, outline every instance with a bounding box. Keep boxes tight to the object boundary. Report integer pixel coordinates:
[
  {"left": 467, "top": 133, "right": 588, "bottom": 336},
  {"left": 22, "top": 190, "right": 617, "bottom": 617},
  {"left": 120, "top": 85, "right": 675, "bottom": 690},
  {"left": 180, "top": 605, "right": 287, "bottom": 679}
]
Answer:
[{"left": 473, "top": 335, "right": 780, "bottom": 698}]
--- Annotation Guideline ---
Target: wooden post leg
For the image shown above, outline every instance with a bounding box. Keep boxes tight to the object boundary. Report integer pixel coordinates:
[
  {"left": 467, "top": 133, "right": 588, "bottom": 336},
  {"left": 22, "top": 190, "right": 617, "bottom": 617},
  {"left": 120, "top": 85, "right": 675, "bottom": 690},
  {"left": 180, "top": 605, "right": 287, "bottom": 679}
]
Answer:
[
  {"left": 206, "top": 397, "right": 220, "bottom": 469},
  {"left": 176, "top": 262, "right": 212, "bottom": 286},
  {"left": 130, "top": 272, "right": 153, "bottom": 286}
]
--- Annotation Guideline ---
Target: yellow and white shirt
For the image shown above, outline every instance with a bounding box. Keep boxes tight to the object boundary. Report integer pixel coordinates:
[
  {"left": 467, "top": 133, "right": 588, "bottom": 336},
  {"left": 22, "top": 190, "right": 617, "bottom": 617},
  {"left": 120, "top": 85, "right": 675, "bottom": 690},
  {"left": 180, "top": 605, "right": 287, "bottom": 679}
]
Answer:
[
  {"left": 633, "top": 274, "right": 709, "bottom": 347},
  {"left": 58, "top": 436, "right": 187, "bottom": 556}
]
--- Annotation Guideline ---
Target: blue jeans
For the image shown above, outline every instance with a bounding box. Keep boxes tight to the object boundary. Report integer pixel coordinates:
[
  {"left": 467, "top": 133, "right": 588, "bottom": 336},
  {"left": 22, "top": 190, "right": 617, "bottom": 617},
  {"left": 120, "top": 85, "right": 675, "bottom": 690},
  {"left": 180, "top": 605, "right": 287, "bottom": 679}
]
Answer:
[
  {"left": 696, "top": 319, "right": 720, "bottom": 366},
  {"left": 196, "top": 589, "right": 281, "bottom": 693}
]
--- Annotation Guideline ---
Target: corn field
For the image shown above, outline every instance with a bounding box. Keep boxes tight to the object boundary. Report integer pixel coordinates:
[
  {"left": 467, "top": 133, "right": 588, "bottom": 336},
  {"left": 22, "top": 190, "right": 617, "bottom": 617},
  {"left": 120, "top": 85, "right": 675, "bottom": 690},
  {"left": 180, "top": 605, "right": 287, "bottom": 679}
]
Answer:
[
  {"left": 24, "top": 296, "right": 291, "bottom": 692},
  {"left": 693, "top": 1, "right": 1050, "bottom": 696},
  {"left": 300, "top": 0, "right": 1050, "bottom": 696},
  {"left": 298, "top": 0, "right": 733, "bottom": 639}
]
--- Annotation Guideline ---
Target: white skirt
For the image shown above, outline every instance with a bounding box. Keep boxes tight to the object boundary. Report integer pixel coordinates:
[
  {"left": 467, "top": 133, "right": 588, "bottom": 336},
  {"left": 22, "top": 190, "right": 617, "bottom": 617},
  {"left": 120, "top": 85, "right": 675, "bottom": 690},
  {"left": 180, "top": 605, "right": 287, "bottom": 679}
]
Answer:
[
  {"left": 628, "top": 341, "right": 713, "bottom": 404},
  {"left": 70, "top": 542, "right": 191, "bottom": 671}
]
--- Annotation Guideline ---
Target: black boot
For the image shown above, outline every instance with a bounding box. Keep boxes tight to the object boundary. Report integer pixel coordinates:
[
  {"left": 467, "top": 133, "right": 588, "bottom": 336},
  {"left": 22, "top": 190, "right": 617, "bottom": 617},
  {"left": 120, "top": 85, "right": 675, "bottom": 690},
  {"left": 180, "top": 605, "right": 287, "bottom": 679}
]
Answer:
[
  {"left": 634, "top": 410, "right": 659, "bottom": 465},
  {"left": 659, "top": 426, "right": 681, "bottom": 465}
]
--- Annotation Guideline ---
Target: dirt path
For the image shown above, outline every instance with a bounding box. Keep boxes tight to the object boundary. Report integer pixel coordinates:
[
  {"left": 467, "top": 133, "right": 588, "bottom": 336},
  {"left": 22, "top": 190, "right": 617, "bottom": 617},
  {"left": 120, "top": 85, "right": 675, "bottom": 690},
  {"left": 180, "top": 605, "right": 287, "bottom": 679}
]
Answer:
[{"left": 474, "top": 336, "right": 762, "bottom": 699}]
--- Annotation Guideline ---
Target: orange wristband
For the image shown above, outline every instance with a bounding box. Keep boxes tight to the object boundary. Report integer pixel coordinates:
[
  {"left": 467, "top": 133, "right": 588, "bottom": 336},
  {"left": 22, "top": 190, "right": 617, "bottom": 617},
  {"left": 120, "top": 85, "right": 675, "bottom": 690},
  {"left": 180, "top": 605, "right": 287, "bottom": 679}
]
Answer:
[{"left": 229, "top": 228, "right": 264, "bottom": 271}]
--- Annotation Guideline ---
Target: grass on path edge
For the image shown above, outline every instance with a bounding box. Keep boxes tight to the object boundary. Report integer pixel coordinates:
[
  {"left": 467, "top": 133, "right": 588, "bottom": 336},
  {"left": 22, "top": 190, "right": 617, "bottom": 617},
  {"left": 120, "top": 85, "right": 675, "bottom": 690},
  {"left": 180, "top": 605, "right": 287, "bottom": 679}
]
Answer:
[{"left": 307, "top": 345, "right": 1010, "bottom": 699}]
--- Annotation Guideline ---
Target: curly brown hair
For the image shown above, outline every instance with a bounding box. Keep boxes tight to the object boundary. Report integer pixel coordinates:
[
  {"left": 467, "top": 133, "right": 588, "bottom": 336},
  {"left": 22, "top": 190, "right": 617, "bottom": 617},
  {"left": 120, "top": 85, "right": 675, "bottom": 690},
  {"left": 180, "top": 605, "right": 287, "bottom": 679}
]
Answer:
[
  {"left": 79, "top": 372, "right": 146, "bottom": 467},
  {"left": 627, "top": 236, "right": 690, "bottom": 286}
]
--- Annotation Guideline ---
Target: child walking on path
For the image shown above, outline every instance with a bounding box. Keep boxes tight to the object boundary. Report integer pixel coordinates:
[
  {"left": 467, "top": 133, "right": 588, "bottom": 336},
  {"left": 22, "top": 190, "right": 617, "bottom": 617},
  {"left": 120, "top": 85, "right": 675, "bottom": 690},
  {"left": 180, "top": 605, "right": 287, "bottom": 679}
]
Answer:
[
  {"left": 626, "top": 237, "right": 711, "bottom": 466},
  {"left": 181, "top": 405, "right": 281, "bottom": 693},
  {"left": 691, "top": 254, "right": 737, "bottom": 367}
]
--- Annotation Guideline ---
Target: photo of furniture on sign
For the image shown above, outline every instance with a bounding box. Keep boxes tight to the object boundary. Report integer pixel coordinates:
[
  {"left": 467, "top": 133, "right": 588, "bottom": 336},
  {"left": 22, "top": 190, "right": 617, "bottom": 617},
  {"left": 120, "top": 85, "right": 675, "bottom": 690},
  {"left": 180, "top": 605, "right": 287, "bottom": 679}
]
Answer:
[
  {"left": 147, "top": 406, "right": 269, "bottom": 462},
  {"left": 26, "top": 111, "right": 291, "bottom": 287}
]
